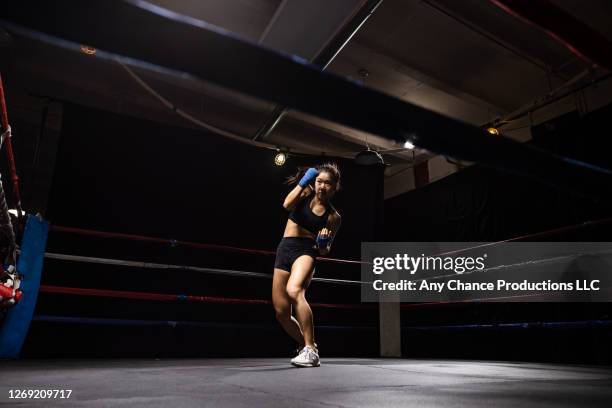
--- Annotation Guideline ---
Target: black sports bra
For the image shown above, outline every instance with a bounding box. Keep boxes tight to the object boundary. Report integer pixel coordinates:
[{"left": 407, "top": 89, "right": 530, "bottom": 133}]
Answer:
[{"left": 288, "top": 198, "right": 331, "bottom": 235}]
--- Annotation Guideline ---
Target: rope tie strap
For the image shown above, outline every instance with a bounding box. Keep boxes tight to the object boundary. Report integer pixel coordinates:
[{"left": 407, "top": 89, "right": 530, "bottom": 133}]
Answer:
[{"left": 0, "top": 125, "right": 10, "bottom": 149}]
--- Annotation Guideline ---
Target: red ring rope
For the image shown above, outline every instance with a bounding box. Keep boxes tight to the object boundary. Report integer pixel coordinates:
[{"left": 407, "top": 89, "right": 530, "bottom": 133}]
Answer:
[
  {"left": 0, "top": 74, "right": 24, "bottom": 222},
  {"left": 50, "top": 216, "right": 612, "bottom": 268},
  {"left": 39, "top": 285, "right": 377, "bottom": 310},
  {"left": 49, "top": 225, "right": 367, "bottom": 265}
]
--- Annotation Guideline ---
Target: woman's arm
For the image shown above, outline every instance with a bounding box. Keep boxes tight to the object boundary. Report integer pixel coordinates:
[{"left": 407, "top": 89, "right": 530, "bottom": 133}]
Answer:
[
  {"left": 283, "top": 186, "right": 312, "bottom": 211},
  {"left": 283, "top": 185, "right": 312, "bottom": 211},
  {"left": 317, "top": 212, "right": 341, "bottom": 256},
  {"left": 283, "top": 168, "right": 318, "bottom": 210}
]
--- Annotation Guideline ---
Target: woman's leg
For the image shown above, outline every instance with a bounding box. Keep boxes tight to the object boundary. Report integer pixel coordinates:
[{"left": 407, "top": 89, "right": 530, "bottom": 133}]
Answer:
[
  {"left": 272, "top": 268, "right": 305, "bottom": 346},
  {"left": 286, "top": 255, "right": 316, "bottom": 349}
]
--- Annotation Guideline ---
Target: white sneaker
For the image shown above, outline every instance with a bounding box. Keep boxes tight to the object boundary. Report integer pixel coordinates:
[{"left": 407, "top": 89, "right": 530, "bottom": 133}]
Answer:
[
  {"left": 291, "top": 346, "right": 320, "bottom": 367},
  {"left": 294, "top": 342, "right": 317, "bottom": 356}
]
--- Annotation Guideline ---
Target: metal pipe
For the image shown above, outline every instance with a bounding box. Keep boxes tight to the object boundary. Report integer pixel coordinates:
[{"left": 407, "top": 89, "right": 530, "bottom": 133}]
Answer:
[
  {"left": 252, "top": 0, "right": 383, "bottom": 142},
  {"left": 421, "top": 0, "right": 568, "bottom": 81},
  {"left": 489, "top": 0, "right": 612, "bottom": 71},
  {"left": 491, "top": 71, "right": 611, "bottom": 127}
]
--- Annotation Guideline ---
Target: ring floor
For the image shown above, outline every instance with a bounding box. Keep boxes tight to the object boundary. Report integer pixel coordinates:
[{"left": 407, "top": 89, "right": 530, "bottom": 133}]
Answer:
[{"left": 2, "top": 358, "right": 611, "bottom": 407}]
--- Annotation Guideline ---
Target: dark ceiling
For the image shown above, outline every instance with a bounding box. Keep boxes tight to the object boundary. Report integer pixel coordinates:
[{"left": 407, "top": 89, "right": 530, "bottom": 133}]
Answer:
[{"left": 1, "top": 0, "right": 611, "bottom": 181}]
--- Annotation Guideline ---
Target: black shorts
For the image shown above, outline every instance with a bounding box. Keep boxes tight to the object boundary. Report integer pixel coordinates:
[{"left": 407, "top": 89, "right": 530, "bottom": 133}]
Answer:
[{"left": 274, "top": 237, "right": 318, "bottom": 272}]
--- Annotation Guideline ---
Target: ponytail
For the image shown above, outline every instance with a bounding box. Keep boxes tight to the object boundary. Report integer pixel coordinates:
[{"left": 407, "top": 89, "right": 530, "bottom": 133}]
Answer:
[
  {"left": 285, "top": 163, "right": 341, "bottom": 191},
  {"left": 285, "top": 167, "right": 309, "bottom": 186}
]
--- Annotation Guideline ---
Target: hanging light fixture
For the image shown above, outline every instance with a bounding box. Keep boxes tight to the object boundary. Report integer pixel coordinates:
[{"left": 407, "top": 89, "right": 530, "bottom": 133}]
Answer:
[
  {"left": 80, "top": 45, "right": 96, "bottom": 56},
  {"left": 274, "top": 151, "right": 287, "bottom": 166}
]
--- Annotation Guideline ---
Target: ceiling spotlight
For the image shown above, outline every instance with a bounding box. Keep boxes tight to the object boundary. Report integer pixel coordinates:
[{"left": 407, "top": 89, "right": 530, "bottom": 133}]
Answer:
[
  {"left": 403, "top": 140, "right": 415, "bottom": 149},
  {"left": 487, "top": 127, "right": 499, "bottom": 135},
  {"left": 274, "top": 151, "right": 287, "bottom": 166},
  {"left": 80, "top": 45, "right": 96, "bottom": 56}
]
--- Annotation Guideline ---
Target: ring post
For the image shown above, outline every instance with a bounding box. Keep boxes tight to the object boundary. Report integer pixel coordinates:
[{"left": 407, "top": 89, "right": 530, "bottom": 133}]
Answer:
[
  {"left": 0, "top": 215, "right": 49, "bottom": 358},
  {"left": 379, "top": 267, "right": 401, "bottom": 357}
]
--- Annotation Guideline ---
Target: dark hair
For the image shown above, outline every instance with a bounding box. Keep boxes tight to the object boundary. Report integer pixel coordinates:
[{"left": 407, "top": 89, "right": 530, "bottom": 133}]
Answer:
[{"left": 286, "top": 162, "right": 341, "bottom": 191}]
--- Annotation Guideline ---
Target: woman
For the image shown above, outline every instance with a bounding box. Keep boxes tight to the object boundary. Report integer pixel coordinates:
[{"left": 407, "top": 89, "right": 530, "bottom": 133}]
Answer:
[{"left": 272, "top": 163, "right": 341, "bottom": 367}]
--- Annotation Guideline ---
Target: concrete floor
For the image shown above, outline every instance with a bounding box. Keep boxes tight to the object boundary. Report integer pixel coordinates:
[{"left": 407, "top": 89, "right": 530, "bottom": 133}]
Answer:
[{"left": 1, "top": 358, "right": 612, "bottom": 407}]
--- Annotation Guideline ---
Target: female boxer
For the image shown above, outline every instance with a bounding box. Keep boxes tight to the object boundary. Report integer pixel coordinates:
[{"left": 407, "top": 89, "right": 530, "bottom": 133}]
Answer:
[{"left": 272, "top": 163, "right": 341, "bottom": 367}]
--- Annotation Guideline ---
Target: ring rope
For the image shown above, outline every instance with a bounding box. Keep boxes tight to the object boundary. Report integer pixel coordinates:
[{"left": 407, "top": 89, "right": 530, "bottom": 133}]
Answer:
[
  {"left": 43, "top": 252, "right": 369, "bottom": 285},
  {"left": 434, "top": 217, "right": 612, "bottom": 258},
  {"left": 31, "top": 315, "right": 612, "bottom": 332},
  {"left": 49, "top": 216, "right": 612, "bottom": 269},
  {"left": 402, "top": 319, "right": 612, "bottom": 331},
  {"left": 395, "top": 247, "right": 612, "bottom": 287},
  {"left": 49, "top": 225, "right": 367, "bottom": 265},
  {"left": 32, "top": 315, "right": 377, "bottom": 331},
  {"left": 3, "top": 4, "right": 612, "bottom": 199},
  {"left": 0, "top": 74, "right": 24, "bottom": 226},
  {"left": 39, "top": 285, "right": 377, "bottom": 310}
]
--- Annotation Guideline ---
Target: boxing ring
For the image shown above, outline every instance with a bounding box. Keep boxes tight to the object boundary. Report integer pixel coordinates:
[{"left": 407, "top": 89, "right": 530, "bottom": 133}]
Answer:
[
  {"left": 1, "top": 208, "right": 612, "bottom": 406},
  {"left": 2, "top": 358, "right": 612, "bottom": 407},
  {"left": 2, "top": 1, "right": 612, "bottom": 406}
]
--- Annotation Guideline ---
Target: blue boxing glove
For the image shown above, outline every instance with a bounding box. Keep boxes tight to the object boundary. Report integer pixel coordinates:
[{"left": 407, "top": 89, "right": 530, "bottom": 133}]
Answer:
[
  {"left": 316, "top": 235, "right": 330, "bottom": 249},
  {"left": 298, "top": 167, "right": 319, "bottom": 188},
  {"left": 316, "top": 232, "right": 331, "bottom": 250}
]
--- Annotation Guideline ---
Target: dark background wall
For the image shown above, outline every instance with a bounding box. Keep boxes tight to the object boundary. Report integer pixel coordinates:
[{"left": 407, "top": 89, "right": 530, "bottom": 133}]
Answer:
[
  {"left": 386, "top": 102, "right": 612, "bottom": 364},
  {"left": 19, "top": 102, "right": 612, "bottom": 363},
  {"left": 22, "top": 103, "right": 384, "bottom": 357},
  {"left": 386, "top": 103, "right": 612, "bottom": 242}
]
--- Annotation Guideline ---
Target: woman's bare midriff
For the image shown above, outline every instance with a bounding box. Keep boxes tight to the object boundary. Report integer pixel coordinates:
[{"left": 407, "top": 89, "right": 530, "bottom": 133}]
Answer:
[{"left": 283, "top": 218, "right": 316, "bottom": 239}]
